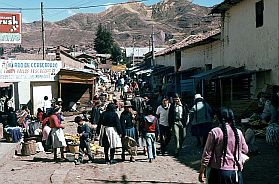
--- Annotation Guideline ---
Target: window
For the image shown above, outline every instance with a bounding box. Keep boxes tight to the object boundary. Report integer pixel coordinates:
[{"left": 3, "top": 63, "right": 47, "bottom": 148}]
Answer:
[{"left": 256, "top": 0, "right": 264, "bottom": 28}]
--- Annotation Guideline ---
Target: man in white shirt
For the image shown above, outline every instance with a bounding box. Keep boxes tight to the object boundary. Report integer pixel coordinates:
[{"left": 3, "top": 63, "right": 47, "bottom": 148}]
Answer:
[{"left": 156, "top": 96, "right": 171, "bottom": 155}]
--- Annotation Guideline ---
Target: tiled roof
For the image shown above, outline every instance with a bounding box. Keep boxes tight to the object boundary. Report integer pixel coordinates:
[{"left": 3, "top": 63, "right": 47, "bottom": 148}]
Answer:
[
  {"left": 155, "top": 29, "right": 221, "bottom": 57},
  {"left": 211, "top": 0, "right": 243, "bottom": 14}
]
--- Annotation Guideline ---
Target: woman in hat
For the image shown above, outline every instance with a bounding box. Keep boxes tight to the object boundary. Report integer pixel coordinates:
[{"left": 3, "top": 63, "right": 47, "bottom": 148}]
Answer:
[
  {"left": 97, "top": 103, "right": 122, "bottom": 164},
  {"left": 120, "top": 100, "right": 137, "bottom": 162},
  {"left": 190, "top": 94, "right": 213, "bottom": 147}
]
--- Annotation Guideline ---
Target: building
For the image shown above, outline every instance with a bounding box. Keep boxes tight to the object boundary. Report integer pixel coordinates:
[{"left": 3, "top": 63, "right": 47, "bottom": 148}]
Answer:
[
  {"left": 211, "top": 0, "right": 278, "bottom": 85},
  {"left": 125, "top": 47, "right": 165, "bottom": 65}
]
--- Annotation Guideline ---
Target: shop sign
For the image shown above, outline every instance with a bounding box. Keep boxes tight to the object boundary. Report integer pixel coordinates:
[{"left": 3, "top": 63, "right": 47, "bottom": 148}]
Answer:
[
  {"left": 0, "top": 60, "right": 62, "bottom": 81},
  {"left": 0, "top": 12, "right": 21, "bottom": 43}
]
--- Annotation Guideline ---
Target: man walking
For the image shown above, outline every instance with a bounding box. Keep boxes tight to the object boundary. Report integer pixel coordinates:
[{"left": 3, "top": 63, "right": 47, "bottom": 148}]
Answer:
[
  {"left": 168, "top": 93, "right": 189, "bottom": 156},
  {"left": 156, "top": 96, "right": 171, "bottom": 155}
]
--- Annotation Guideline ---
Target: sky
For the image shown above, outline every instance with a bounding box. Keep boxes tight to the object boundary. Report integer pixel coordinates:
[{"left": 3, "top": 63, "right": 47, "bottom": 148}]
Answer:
[{"left": 0, "top": 0, "right": 224, "bottom": 23}]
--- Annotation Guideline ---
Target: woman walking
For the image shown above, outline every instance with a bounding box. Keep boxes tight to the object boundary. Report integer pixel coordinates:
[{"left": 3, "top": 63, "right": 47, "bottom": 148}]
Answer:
[
  {"left": 120, "top": 101, "right": 137, "bottom": 162},
  {"left": 199, "top": 107, "right": 248, "bottom": 184},
  {"left": 97, "top": 103, "right": 122, "bottom": 164}
]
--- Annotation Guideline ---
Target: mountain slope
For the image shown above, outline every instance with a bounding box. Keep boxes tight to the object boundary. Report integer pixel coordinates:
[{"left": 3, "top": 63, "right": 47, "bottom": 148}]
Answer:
[{"left": 20, "top": 0, "right": 220, "bottom": 48}]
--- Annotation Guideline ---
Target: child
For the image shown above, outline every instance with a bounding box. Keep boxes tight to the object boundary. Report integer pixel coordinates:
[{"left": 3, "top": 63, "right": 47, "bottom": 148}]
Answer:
[
  {"left": 74, "top": 116, "right": 94, "bottom": 165},
  {"left": 142, "top": 106, "right": 160, "bottom": 163}
]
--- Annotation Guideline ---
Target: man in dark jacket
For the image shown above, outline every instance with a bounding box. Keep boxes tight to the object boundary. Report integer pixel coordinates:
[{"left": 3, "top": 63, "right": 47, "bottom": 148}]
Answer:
[
  {"left": 90, "top": 100, "right": 102, "bottom": 140},
  {"left": 91, "top": 100, "right": 102, "bottom": 125},
  {"left": 131, "top": 90, "right": 145, "bottom": 143},
  {"left": 168, "top": 93, "right": 189, "bottom": 156}
]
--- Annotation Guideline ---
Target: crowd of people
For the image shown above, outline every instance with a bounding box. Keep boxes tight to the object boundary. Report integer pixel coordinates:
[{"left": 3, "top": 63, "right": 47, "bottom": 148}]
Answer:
[{"left": 3, "top": 71, "right": 279, "bottom": 184}]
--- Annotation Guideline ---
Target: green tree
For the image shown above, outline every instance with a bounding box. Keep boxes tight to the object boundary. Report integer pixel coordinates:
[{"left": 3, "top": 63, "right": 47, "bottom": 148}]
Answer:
[
  {"left": 94, "top": 24, "right": 114, "bottom": 54},
  {"left": 111, "top": 43, "right": 123, "bottom": 65},
  {"left": 0, "top": 47, "right": 4, "bottom": 56}
]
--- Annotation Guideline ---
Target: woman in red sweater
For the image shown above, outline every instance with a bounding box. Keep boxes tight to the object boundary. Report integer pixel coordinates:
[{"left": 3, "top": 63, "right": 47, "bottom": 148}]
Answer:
[{"left": 49, "top": 106, "right": 66, "bottom": 161}]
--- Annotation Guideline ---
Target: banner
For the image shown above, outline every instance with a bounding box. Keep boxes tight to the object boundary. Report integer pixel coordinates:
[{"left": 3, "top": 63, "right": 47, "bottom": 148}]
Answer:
[
  {"left": 0, "top": 12, "right": 22, "bottom": 43},
  {"left": 0, "top": 60, "right": 62, "bottom": 82}
]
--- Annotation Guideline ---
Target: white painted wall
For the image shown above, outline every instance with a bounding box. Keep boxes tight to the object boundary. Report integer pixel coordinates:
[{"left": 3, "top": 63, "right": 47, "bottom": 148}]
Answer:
[
  {"left": 31, "top": 82, "right": 59, "bottom": 115},
  {"left": 181, "top": 40, "right": 223, "bottom": 70},
  {"left": 32, "top": 85, "right": 52, "bottom": 115},
  {"left": 155, "top": 52, "right": 175, "bottom": 67},
  {"left": 223, "top": 0, "right": 279, "bottom": 84},
  {"left": 18, "top": 81, "right": 30, "bottom": 107}
]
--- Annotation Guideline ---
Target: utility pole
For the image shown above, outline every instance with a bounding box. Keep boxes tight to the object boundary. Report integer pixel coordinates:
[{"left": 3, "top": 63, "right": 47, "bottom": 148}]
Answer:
[
  {"left": 132, "top": 36, "right": 135, "bottom": 66},
  {"left": 41, "top": 2, "right": 45, "bottom": 60},
  {"left": 151, "top": 25, "right": 155, "bottom": 66}
]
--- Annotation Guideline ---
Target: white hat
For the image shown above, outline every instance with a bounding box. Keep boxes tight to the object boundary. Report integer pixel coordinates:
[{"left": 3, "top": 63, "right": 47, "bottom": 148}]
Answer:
[
  {"left": 194, "top": 94, "right": 203, "bottom": 99},
  {"left": 57, "top": 98, "right": 63, "bottom": 102}
]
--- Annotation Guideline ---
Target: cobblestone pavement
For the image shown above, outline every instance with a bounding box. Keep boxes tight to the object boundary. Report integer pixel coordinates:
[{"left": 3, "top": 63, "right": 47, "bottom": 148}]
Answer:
[{"left": 0, "top": 114, "right": 279, "bottom": 183}]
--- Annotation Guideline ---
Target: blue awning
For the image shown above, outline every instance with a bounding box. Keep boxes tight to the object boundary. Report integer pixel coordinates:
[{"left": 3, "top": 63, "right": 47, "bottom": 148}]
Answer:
[{"left": 191, "top": 66, "right": 242, "bottom": 80}]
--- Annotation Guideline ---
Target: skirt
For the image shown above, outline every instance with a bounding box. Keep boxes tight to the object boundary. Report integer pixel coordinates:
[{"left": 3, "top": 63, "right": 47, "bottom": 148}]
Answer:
[
  {"left": 208, "top": 168, "right": 243, "bottom": 184},
  {"left": 50, "top": 128, "right": 67, "bottom": 149},
  {"left": 191, "top": 122, "right": 212, "bottom": 137},
  {"left": 99, "top": 126, "right": 122, "bottom": 149},
  {"left": 125, "top": 127, "right": 136, "bottom": 140}
]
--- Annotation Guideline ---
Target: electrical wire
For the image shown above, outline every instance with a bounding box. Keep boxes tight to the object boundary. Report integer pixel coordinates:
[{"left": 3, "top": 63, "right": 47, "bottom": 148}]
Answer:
[
  {"left": 0, "top": 0, "right": 148, "bottom": 11},
  {"left": 46, "top": 0, "right": 93, "bottom": 19}
]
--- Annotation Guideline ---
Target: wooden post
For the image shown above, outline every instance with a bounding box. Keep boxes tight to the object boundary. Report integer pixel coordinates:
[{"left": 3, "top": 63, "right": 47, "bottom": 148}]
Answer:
[
  {"left": 230, "top": 79, "right": 233, "bottom": 103},
  {"left": 59, "top": 82, "right": 62, "bottom": 98},
  {"left": 220, "top": 79, "right": 223, "bottom": 107}
]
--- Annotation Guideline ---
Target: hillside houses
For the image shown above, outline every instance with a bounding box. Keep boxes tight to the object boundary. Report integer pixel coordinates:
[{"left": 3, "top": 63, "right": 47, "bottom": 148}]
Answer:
[{"left": 141, "top": 0, "right": 278, "bottom": 116}]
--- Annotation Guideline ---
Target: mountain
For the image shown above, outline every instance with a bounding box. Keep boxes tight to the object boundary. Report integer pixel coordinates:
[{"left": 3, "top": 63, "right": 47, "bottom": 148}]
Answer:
[{"left": 20, "top": 0, "right": 220, "bottom": 49}]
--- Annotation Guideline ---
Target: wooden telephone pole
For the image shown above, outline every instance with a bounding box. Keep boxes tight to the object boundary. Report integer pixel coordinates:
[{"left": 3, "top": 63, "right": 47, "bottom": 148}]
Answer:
[{"left": 41, "top": 2, "right": 45, "bottom": 60}]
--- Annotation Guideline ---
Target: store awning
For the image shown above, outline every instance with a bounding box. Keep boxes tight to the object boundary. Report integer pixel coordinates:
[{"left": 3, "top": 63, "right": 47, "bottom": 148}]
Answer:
[
  {"left": 213, "top": 69, "right": 271, "bottom": 79},
  {"left": 152, "top": 66, "right": 174, "bottom": 75},
  {"left": 135, "top": 69, "right": 153, "bottom": 75},
  {"left": 191, "top": 66, "right": 239, "bottom": 80},
  {"left": 58, "top": 68, "right": 99, "bottom": 84}
]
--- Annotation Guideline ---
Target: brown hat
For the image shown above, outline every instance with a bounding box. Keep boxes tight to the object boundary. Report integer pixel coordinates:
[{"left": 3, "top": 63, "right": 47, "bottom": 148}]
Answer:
[{"left": 124, "top": 101, "right": 133, "bottom": 107}]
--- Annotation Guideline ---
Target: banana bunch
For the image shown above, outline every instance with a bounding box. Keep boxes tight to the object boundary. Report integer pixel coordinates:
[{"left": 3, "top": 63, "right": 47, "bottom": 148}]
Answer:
[
  {"left": 64, "top": 133, "right": 80, "bottom": 144},
  {"left": 90, "top": 143, "right": 100, "bottom": 154}
]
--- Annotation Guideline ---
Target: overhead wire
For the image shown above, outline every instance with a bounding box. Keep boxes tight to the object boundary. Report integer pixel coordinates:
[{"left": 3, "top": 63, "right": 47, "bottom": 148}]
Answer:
[
  {"left": 45, "top": 0, "right": 93, "bottom": 19},
  {"left": 0, "top": 0, "right": 148, "bottom": 11}
]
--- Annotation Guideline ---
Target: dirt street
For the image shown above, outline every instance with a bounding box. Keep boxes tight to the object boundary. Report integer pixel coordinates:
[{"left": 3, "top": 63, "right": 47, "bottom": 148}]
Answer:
[{"left": 0, "top": 115, "right": 278, "bottom": 184}]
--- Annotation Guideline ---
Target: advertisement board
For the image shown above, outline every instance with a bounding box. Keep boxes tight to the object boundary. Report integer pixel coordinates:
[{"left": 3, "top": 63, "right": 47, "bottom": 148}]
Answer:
[
  {"left": 0, "top": 60, "right": 62, "bottom": 81},
  {"left": 0, "top": 12, "right": 22, "bottom": 43}
]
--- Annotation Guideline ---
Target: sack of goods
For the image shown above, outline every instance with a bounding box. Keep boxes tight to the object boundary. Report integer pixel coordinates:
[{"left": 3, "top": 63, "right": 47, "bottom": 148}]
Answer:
[
  {"left": 266, "top": 123, "right": 279, "bottom": 146},
  {"left": 122, "top": 136, "right": 137, "bottom": 156}
]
